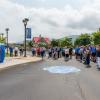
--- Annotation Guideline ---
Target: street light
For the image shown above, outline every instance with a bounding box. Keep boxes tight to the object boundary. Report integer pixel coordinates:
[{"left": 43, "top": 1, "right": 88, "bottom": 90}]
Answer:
[
  {"left": 5, "top": 28, "right": 9, "bottom": 55},
  {"left": 22, "top": 18, "right": 29, "bottom": 57}
]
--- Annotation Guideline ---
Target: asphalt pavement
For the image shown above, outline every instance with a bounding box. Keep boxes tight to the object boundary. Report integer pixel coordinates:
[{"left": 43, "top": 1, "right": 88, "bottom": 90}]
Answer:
[{"left": 0, "top": 57, "right": 100, "bottom": 100}]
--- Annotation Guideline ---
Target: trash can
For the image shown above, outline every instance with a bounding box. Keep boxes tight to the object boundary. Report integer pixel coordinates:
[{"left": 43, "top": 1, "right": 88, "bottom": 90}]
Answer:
[{"left": 0, "top": 45, "right": 5, "bottom": 63}]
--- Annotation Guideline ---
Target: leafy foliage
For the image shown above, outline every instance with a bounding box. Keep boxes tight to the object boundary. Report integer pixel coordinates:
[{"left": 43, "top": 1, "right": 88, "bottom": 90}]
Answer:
[
  {"left": 28, "top": 41, "right": 33, "bottom": 47},
  {"left": 38, "top": 37, "right": 48, "bottom": 47},
  {"left": 38, "top": 42, "right": 47, "bottom": 47},
  {"left": 92, "top": 32, "right": 100, "bottom": 45},
  {"left": 74, "top": 33, "right": 91, "bottom": 46},
  {"left": 51, "top": 39, "right": 59, "bottom": 47},
  {"left": 60, "top": 37, "right": 72, "bottom": 47},
  {"left": 0, "top": 36, "right": 6, "bottom": 44},
  {"left": 51, "top": 37, "right": 72, "bottom": 47}
]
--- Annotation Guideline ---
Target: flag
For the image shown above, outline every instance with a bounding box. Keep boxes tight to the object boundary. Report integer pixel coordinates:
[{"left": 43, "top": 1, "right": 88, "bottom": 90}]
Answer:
[{"left": 26, "top": 28, "right": 32, "bottom": 39}]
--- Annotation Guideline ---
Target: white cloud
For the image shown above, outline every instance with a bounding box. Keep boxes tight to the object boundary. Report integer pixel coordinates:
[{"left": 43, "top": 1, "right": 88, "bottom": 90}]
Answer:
[{"left": 0, "top": 0, "right": 100, "bottom": 42}]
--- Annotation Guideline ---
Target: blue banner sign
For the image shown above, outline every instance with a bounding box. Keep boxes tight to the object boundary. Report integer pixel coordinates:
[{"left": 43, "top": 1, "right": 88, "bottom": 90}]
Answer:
[{"left": 26, "top": 28, "right": 32, "bottom": 39}]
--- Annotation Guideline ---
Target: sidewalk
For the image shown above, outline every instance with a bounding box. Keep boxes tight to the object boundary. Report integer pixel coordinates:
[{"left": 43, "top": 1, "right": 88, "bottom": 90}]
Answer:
[{"left": 0, "top": 56, "right": 42, "bottom": 70}]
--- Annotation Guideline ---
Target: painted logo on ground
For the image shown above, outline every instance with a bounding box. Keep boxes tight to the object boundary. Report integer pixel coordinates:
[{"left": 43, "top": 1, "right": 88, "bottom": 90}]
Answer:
[{"left": 43, "top": 66, "right": 81, "bottom": 74}]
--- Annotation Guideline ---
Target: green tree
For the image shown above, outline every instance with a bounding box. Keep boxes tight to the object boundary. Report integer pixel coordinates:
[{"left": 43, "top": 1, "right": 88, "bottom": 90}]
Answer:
[
  {"left": 92, "top": 32, "right": 100, "bottom": 45},
  {"left": 51, "top": 39, "right": 59, "bottom": 47},
  {"left": 28, "top": 41, "right": 33, "bottom": 47},
  {"left": 74, "top": 33, "right": 91, "bottom": 46},
  {"left": 0, "top": 35, "right": 6, "bottom": 43},
  {"left": 60, "top": 37, "right": 72, "bottom": 47},
  {"left": 38, "top": 42, "right": 48, "bottom": 47},
  {"left": 38, "top": 37, "right": 48, "bottom": 48}
]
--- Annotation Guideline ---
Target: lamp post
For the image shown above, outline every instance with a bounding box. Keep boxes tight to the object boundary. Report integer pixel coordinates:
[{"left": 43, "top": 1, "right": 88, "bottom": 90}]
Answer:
[
  {"left": 5, "top": 28, "right": 9, "bottom": 55},
  {"left": 22, "top": 18, "right": 29, "bottom": 57}
]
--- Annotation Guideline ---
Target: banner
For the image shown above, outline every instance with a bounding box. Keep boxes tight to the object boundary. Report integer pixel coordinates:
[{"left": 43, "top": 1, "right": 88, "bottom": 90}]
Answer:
[{"left": 26, "top": 28, "right": 32, "bottom": 39}]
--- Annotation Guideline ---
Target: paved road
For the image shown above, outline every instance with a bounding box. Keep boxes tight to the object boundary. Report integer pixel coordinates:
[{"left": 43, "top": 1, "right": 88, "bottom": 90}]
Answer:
[{"left": 0, "top": 57, "right": 100, "bottom": 100}]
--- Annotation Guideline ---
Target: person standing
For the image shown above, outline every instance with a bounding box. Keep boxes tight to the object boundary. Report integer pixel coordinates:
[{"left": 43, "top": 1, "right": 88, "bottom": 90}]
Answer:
[
  {"left": 51, "top": 47, "right": 55, "bottom": 59},
  {"left": 9, "top": 47, "right": 13, "bottom": 57},
  {"left": 85, "top": 47, "right": 91, "bottom": 67},
  {"left": 79, "top": 46, "right": 84, "bottom": 63},
  {"left": 64, "top": 47, "right": 69, "bottom": 61},
  {"left": 69, "top": 47, "right": 73, "bottom": 59},
  {"left": 75, "top": 46, "right": 80, "bottom": 60},
  {"left": 62, "top": 48, "right": 65, "bottom": 57},
  {"left": 14, "top": 47, "right": 18, "bottom": 57},
  {"left": 52, "top": 47, "right": 57, "bottom": 60},
  {"left": 43, "top": 47, "right": 46, "bottom": 57},
  {"left": 91, "top": 45, "right": 96, "bottom": 62},
  {"left": 59, "top": 47, "right": 62, "bottom": 58},
  {"left": 36, "top": 47, "right": 40, "bottom": 56},
  {"left": 40, "top": 47, "right": 45, "bottom": 60},
  {"left": 48, "top": 47, "right": 52, "bottom": 59},
  {"left": 19, "top": 48, "right": 23, "bottom": 56},
  {"left": 96, "top": 45, "right": 100, "bottom": 69},
  {"left": 31, "top": 47, "right": 35, "bottom": 56},
  {"left": 57, "top": 47, "right": 60, "bottom": 58}
]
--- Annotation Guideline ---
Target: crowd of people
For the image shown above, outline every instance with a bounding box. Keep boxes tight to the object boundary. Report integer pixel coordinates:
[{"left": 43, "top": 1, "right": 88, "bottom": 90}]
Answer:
[
  {"left": 31, "top": 47, "right": 46, "bottom": 60},
  {"left": 75, "top": 45, "right": 100, "bottom": 68},
  {"left": 47, "top": 47, "right": 73, "bottom": 60},
  {"left": 8, "top": 46, "right": 46, "bottom": 60},
  {"left": 8, "top": 47, "right": 24, "bottom": 57},
  {"left": 8, "top": 45, "right": 100, "bottom": 69},
  {"left": 47, "top": 45, "right": 100, "bottom": 69}
]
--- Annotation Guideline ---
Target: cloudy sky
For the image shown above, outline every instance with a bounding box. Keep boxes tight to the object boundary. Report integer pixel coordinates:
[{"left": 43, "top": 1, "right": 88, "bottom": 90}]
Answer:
[{"left": 0, "top": 0, "right": 100, "bottom": 42}]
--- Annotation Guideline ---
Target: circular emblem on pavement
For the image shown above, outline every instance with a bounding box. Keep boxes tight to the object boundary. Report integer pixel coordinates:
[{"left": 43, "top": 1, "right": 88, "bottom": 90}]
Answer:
[{"left": 43, "top": 66, "right": 81, "bottom": 74}]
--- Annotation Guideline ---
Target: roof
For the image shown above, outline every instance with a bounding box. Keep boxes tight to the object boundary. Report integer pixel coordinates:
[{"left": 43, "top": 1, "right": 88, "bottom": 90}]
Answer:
[{"left": 33, "top": 37, "right": 49, "bottom": 43}]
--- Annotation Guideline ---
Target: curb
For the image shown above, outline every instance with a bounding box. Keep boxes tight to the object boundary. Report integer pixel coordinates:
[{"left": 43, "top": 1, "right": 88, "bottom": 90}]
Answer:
[{"left": 0, "top": 58, "right": 42, "bottom": 72}]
